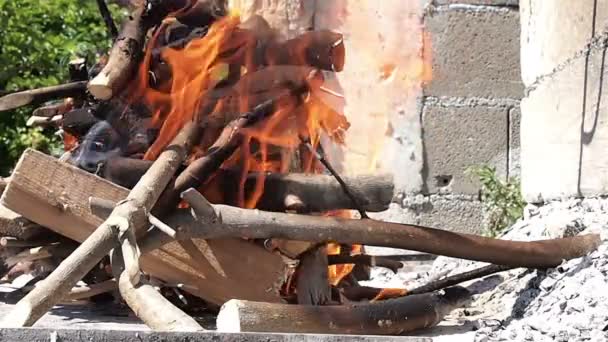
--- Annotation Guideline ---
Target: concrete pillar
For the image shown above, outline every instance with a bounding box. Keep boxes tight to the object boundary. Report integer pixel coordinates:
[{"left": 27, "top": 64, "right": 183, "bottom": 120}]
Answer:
[{"left": 520, "top": 1, "right": 608, "bottom": 202}]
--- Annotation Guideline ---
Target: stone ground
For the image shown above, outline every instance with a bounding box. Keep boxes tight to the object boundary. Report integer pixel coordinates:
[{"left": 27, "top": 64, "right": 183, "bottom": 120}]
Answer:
[{"left": 369, "top": 198, "right": 608, "bottom": 341}]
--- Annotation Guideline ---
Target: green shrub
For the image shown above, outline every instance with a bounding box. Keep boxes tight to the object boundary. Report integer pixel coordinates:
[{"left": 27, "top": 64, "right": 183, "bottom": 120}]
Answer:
[
  {"left": 0, "top": 0, "right": 125, "bottom": 175},
  {"left": 467, "top": 165, "right": 526, "bottom": 237}
]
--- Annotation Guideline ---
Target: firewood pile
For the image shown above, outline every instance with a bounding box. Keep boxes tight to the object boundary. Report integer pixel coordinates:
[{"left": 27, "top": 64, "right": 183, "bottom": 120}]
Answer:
[{"left": 0, "top": 0, "right": 602, "bottom": 336}]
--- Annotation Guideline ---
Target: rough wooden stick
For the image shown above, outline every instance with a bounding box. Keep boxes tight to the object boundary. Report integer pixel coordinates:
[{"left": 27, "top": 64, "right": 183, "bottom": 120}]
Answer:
[
  {"left": 328, "top": 255, "right": 403, "bottom": 274},
  {"left": 66, "top": 279, "right": 117, "bottom": 301},
  {"left": 87, "top": 0, "right": 191, "bottom": 99},
  {"left": 0, "top": 237, "right": 57, "bottom": 248},
  {"left": 217, "top": 286, "right": 470, "bottom": 335},
  {"left": 296, "top": 244, "right": 331, "bottom": 305},
  {"left": 111, "top": 249, "right": 202, "bottom": 331},
  {"left": 0, "top": 123, "right": 198, "bottom": 328},
  {"left": 0, "top": 81, "right": 87, "bottom": 112},
  {"left": 96, "top": 0, "right": 118, "bottom": 40},
  {"left": 174, "top": 189, "right": 602, "bottom": 269},
  {"left": 408, "top": 264, "right": 514, "bottom": 295},
  {"left": 340, "top": 286, "right": 407, "bottom": 302}
]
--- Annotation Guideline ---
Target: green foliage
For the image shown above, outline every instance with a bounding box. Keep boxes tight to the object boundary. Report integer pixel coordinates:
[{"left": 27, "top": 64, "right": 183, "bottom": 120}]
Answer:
[
  {"left": 467, "top": 165, "right": 526, "bottom": 237},
  {"left": 0, "top": 0, "right": 125, "bottom": 175}
]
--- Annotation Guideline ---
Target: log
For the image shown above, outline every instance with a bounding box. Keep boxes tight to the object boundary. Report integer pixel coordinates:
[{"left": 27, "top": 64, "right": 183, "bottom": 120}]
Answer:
[
  {"left": 2, "top": 149, "right": 286, "bottom": 307},
  {"left": 100, "top": 156, "right": 393, "bottom": 212},
  {"left": 0, "top": 123, "right": 198, "bottom": 328},
  {"left": 66, "top": 279, "right": 117, "bottom": 301},
  {"left": 217, "top": 287, "right": 470, "bottom": 335},
  {"left": 328, "top": 255, "right": 403, "bottom": 274},
  {"left": 87, "top": 0, "right": 191, "bottom": 99},
  {"left": 0, "top": 81, "right": 87, "bottom": 112},
  {"left": 174, "top": 189, "right": 602, "bottom": 269},
  {"left": 5, "top": 245, "right": 74, "bottom": 268}
]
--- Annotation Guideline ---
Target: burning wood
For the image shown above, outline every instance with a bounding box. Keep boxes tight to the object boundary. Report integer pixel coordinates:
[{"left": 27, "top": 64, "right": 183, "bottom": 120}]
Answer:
[{"left": 0, "top": 0, "right": 602, "bottom": 336}]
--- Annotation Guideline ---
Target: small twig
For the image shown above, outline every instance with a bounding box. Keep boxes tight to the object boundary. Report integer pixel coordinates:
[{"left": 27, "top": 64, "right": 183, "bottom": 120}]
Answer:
[
  {"left": 328, "top": 254, "right": 403, "bottom": 274},
  {"left": 408, "top": 264, "right": 514, "bottom": 295},
  {"left": 96, "top": 0, "right": 119, "bottom": 40},
  {"left": 300, "top": 136, "right": 369, "bottom": 219}
]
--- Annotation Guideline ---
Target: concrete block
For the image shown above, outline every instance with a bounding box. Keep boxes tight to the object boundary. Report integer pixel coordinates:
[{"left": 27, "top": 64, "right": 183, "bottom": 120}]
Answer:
[
  {"left": 227, "top": 0, "right": 314, "bottom": 39},
  {"left": 315, "top": 1, "right": 425, "bottom": 194},
  {"left": 434, "top": 0, "right": 518, "bottom": 6},
  {"left": 422, "top": 103, "right": 508, "bottom": 195},
  {"left": 418, "top": 196, "right": 485, "bottom": 234},
  {"left": 424, "top": 7, "right": 523, "bottom": 98},
  {"left": 521, "top": 41, "right": 608, "bottom": 202},
  {"left": 508, "top": 106, "right": 521, "bottom": 179},
  {"left": 520, "top": 0, "right": 608, "bottom": 86}
]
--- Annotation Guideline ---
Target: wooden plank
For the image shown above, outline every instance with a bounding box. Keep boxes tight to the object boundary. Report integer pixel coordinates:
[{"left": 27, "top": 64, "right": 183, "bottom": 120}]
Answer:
[{"left": 1, "top": 149, "right": 286, "bottom": 305}]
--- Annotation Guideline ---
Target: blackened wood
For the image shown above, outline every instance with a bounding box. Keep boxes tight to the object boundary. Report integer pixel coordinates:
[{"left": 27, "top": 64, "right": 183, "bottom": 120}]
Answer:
[
  {"left": 408, "top": 264, "right": 514, "bottom": 295},
  {"left": 328, "top": 255, "right": 403, "bottom": 274},
  {"left": 340, "top": 286, "right": 406, "bottom": 302},
  {"left": 95, "top": 0, "right": 119, "bottom": 40},
  {"left": 296, "top": 245, "right": 331, "bottom": 305},
  {"left": 216, "top": 287, "right": 470, "bottom": 335},
  {"left": 0, "top": 81, "right": 87, "bottom": 112}
]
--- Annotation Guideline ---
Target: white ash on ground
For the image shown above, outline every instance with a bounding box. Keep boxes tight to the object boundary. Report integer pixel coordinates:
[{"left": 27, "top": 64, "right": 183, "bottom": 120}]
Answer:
[{"left": 369, "top": 198, "right": 608, "bottom": 341}]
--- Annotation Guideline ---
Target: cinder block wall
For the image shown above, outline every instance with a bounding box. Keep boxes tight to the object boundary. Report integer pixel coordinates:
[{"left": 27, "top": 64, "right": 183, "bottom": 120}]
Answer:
[{"left": 408, "top": 0, "right": 524, "bottom": 233}]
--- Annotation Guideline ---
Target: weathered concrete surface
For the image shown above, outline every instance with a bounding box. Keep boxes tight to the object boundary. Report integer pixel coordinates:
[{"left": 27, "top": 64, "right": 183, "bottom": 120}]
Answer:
[
  {"left": 521, "top": 35, "right": 608, "bottom": 202},
  {"left": 422, "top": 102, "right": 508, "bottom": 195},
  {"left": 0, "top": 328, "right": 430, "bottom": 342},
  {"left": 520, "top": 0, "right": 608, "bottom": 86},
  {"left": 227, "top": 0, "right": 314, "bottom": 39},
  {"left": 315, "top": 0, "right": 425, "bottom": 195},
  {"left": 417, "top": 196, "right": 484, "bottom": 234},
  {"left": 424, "top": 6, "right": 523, "bottom": 99},
  {"left": 432, "top": 0, "right": 518, "bottom": 6},
  {"left": 508, "top": 106, "right": 521, "bottom": 179}
]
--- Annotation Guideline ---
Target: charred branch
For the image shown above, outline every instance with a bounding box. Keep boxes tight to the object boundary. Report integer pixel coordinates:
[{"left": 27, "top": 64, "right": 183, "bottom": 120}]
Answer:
[
  {"left": 328, "top": 255, "right": 403, "bottom": 274},
  {"left": 0, "top": 81, "right": 87, "bottom": 112},
  {"left": 216, "top": 287, "right": 470, "bottom": 335},
  {"left": 408, "top": 264, "right": 514, "bottom": 296},
  {"left": 95, "top": 0, "right": 119, "bottom": 40},
  {"left": 340, "top": 286, "right": 407, "bottom": 302}
]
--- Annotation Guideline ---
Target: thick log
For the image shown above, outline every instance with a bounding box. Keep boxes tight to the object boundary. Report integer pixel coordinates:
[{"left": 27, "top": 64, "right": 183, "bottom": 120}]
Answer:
[
  {"left": 0, "top": 81, "right": 87, "bottom": 112},
  {"left": 87, "top": 0, "right": 191, "bottom": 99},
  {"left": 174, "top": 189, "right": 603, "bottom": 269},
  {"left": 101, "top": 156, "right": 393, "bottom": 212},
  {"left": 2, "top": 149, "right": 286, "bottom": 307},
  {"left": 328, "top": 255, "right": 403, "bottom": 274},
  {"left": 217, "top": 287, "right": 470, "bottom": 335},
  {"left": 0, "top": 123, "right": 198, "bottom": 328}
]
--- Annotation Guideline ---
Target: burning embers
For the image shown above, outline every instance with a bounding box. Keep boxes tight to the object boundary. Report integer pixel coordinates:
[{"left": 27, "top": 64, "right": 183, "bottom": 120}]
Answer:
[{"left": 0, "top": 0, "right": 602, "bottom": 336}]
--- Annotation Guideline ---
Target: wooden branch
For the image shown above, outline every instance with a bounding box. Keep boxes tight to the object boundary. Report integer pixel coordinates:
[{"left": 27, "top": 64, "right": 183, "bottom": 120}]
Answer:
[
  {"left": 88, "top": 0, "right": 191, "bottom": 99},
  {"left": 26, "top": 115, "right": 62, "bottom": 128},
  {"left": 0, "top": 123, "right": 198, "bottom": 327},
  {"left": 217, "top": 287, "right": 470, "bottom": 335},
  {"left": 0, "top": 237, "right": 58, "bottom": 248},
  {"left": 66, "top": 279, "right": 117, "bottom": 301},
  {"left": 328, "top": 255, "right": 403, "bottom": 274},
  {"left": 0, "top": 81, "right": 87, "bottom": 112},
  {"left": 96, "top": 0, "right": 119, "bottom": 40},
  {"left": 111, "top": 248, "right": 202, "bottom": 331},
  {"left": 340, "top": 286, "right": 407, "bottom": 302},
  {"left": 0, "top": 178, "right": 6, "bottom": 196},
  {"left": 175, "top": 0, "right": 225, "bottom": 27},
  {"left": 408, "top": 264, "right": 514, "bottom": 295},
  {"left": 3, "top": 149, "right": 287, "bottom": 307},
  {"left": 31, "top": 100, "right": 72, "bottom": 118},
  {"left": 175, "top": 189, "right": 602, "bottom": 269},
  {"left": 296, "top": 245, "right": 331, "bottom": 305}
]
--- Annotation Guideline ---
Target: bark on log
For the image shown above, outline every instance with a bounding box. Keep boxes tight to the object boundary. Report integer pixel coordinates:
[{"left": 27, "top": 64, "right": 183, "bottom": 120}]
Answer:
[
  {"left": 0, "top": 124, "right": 198, "bottom": 327},
  {"left": 173, "top": 189, "right": 603, "bottom": 269},
  {"left": 328, "top": 255, "right": 403, "bottom": 274},
  {"left": 0, "top": 81, "right": 87, "bottom": 112},
  {"left": 100, "top": 155, "right": 393, "bottom": 212},
  {"left": 3, "top": 149, "right": 287, "bottom": 306},
  {"left": 88, "top": 0, "right": 191, "bottom": 100},
  {"left": 217, "top": 287, "right": 470, "bottom": 335}
]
